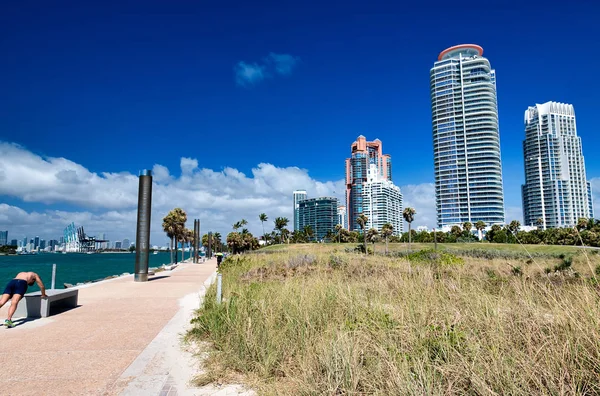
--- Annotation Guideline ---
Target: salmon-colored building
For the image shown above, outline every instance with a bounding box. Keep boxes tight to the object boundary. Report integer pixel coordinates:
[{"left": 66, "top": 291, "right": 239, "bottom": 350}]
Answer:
[{"left": 345, "top": 136, "right": 399, "bottom": 232}]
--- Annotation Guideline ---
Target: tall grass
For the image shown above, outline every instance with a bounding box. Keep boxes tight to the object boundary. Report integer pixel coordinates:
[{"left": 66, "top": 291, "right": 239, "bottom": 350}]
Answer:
[{"left": 187, "top": 246, "right": 600, "bottom": 395}]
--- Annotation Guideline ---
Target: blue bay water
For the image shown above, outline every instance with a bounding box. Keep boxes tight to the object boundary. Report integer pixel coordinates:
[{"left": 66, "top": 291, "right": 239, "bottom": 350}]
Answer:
[{"left": 0, "top": 252, "right": 186, "bottom": 292}]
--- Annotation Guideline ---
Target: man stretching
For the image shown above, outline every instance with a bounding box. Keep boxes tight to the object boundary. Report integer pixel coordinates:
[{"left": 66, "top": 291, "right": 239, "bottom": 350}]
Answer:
[{"left": 0, "top": 272, "right": 47, "bottom": 328}]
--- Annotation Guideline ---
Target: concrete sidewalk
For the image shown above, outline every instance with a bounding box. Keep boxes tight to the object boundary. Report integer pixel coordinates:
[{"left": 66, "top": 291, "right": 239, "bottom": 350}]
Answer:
[{"left": 0, "top": 259, "right": 217, "bottom": 395}]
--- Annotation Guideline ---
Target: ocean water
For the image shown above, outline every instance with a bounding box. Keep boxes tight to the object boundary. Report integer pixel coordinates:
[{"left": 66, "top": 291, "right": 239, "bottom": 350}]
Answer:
[{"left": 0, "top": 252, "right": 186, "bottom": 292}]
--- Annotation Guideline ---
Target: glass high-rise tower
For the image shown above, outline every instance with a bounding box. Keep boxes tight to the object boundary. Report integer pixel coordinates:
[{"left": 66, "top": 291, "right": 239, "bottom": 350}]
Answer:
[
  {"left": 430, "top": 44, "right": 505, "bottom": 227},
  {"left": 293, "top": 190, "right": 307, "bottom": 231},
  {"left": 522, "top": 102, "right": 593, "bottom": 228}
]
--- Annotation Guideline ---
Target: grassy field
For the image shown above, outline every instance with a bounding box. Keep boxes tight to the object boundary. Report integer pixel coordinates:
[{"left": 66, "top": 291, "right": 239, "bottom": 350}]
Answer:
[{"left": 188, "top": 244, "right": 600, "bottom": 395}]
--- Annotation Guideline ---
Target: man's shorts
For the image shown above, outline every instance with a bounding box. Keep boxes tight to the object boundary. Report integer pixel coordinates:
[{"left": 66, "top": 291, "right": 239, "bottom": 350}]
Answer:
[{"left": 3, "top": 279, "right": 28, "bottom": 297}]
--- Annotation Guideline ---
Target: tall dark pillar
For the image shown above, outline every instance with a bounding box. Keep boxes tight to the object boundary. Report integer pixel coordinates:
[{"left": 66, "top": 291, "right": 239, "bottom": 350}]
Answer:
[
  {"left": 134, "top": 170, "right": 153, "bottom": 282},
  {"left": 193, "top": 219, "right": 199, "bottom": 263},
  {"left": 207, "top": 231, "right": 212, "bottom": 259}
]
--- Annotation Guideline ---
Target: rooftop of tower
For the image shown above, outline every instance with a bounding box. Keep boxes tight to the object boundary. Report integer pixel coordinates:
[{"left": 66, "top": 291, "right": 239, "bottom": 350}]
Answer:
[{"left": 438, "top": 44, "right": 483, "bottom": 61}]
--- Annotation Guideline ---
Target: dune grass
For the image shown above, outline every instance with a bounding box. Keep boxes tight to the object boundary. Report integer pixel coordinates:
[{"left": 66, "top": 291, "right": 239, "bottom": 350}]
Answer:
[{"left": 187, "top": 244, "right": 600, "bottom": 395}]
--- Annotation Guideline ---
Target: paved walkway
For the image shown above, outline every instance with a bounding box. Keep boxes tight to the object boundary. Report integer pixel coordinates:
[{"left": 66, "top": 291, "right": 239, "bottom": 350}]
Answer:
[{"left": 0, "top": 258, "right": 219, "bottom": 395}]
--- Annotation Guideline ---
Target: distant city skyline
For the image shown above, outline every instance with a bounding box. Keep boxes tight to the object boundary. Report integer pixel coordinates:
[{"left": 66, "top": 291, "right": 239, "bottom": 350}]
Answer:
[{"left": 1, "top": 3, "right": 600, "bottom": 240}]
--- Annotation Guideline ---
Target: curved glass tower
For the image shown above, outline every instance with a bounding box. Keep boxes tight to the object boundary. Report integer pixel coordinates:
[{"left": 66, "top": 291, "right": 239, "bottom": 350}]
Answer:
[{"left": 430, "top": 44, "right": 505, "bottom": 227}]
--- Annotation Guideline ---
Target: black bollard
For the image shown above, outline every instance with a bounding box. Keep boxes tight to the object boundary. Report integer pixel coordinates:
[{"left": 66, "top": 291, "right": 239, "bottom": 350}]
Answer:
[
  {"left": 134, "top": 170, "right": 153, "bottom": 282},
  {"left": 207, "top": 231, "right": 212, "bottom": 259}
]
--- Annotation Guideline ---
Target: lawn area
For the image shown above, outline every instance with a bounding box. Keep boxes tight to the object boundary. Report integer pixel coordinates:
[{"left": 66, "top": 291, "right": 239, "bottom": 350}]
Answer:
[{"left": 188, "top": 244, "right": 600, "bottom": 395}]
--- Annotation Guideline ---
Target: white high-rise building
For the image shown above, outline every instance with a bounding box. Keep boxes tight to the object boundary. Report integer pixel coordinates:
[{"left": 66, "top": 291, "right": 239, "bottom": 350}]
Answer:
[
  {"left": 337, "top": 206, "right": 347, "bottom": 229},
  {"left": 293, "top": 190, "right": 307, "bottom": 231},
  {"left": 430, "top": 44, "right": 505, "bottom": 227},
  {"left": 522, "top": 102, "right": 594, "bottom": 228},
  {"left": 361, "top": 164, "right": 403, "bottom": 236}
]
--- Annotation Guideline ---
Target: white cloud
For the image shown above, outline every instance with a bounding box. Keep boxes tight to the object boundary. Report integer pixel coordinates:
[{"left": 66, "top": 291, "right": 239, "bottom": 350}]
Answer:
[
  {"left": 0, "top": 142, "right": 344, "bottom": 245},
  {"left": 234, "top": 52, "right": 299, "bottom": 87},
  {"left": 266, "top": 53, "right": 300, "bottom": 75},
  {"left": 234, "top": 61, "right": 267, "bottom": 87}
]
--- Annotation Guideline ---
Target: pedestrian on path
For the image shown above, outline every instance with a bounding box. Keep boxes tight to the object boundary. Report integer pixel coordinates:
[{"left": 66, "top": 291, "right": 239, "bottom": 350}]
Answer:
[{"left": 0, "top": 271, "right": 47, "bottom": 327}]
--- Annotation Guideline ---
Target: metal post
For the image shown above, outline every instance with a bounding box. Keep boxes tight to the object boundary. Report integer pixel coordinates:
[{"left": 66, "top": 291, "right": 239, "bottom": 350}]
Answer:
[
  {"left": 216, "top": 273, "right": 222, "bottom": 304},
  {"left": 192, "top": 219, "right": 196, "bottom": 263},
  {"left": 134, "top": 169, "right": 153, "bottom": 282},
  {"left": 195, "top": 219, "right": 200, "bottom": 263},
  {"left": 51, "top": 264, "right": 56, "bottom": 290}
]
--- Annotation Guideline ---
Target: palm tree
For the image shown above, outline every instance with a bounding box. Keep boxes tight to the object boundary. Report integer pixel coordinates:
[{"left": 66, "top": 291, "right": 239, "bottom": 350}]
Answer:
[
  {"left": 463, "top": 221, "right": 472, "bottom": 234},
  {"left": 474, "top": 220, "right": 486, "bottom": 241},
  {"left": 274, "top": 217, "right": 289, "bottom": 243},
  {"left": 536, "top": 217, "right": 544, "bottom": 230},
  {"left": 232, "top": 221, "right": 241, "bottom": 231},
  {"left": 213, "top": 232, "right": 222, "bottom": 252},
  {"left": 356, "top": 213, "right": 369, "bottom": 254},
  {"left": 162, "top": 208, "right": 187, "bottom": 264},
  {"left": 303, "top": 225, "right": 314, "bottom": 242},
  {"left": 335, "top": 224, "right": 343, "bottom": 243},
  {"left": 162, "top": 215, "right": 176, "bottom": 264},
  {"left": 366, "top": 228, "right": 379, "bottom": 254},
  {"left": 259, "top": 213, "right": 268, "bottom": 245},
  {"left": 403, "top": 207, "right": 416, "bottom": 250},
  {"left": 240, "top": 219, "right": 248, "bottom": 228},
  {"left": 381, "top": 223, "right": 393, "bottom": 254}
]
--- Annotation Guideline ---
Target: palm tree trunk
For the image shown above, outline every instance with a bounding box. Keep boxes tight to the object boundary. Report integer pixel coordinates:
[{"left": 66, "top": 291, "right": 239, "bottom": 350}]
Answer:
[
  {"left": 170, "top": 237, "right": 174, "bottom": 264},
  {"left": 408, "top": 223, "right": 412, "bottom": 251},
  {"left": 363, "top": 230, "right": 367, "bottom": 254},
  {"left": 262, "top": 222, "right": 266, "bottom": 246},
  {"left": 174, "top": 236, "right": 178, "bottom": 265}
]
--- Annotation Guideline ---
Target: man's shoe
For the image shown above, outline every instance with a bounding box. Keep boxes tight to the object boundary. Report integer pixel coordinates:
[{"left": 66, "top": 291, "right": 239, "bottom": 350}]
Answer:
[{"left": 4, "top": 319, "right": 14, "bottom": 328}]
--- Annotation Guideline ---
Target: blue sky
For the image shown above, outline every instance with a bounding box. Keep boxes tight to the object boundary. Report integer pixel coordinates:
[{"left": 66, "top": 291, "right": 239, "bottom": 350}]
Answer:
[{"left": 1, "top": 0, "right": 599, "bottom": 243}]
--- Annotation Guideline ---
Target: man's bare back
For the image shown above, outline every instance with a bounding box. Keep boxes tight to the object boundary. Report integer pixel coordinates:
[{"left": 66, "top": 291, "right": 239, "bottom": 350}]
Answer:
[{"left": 14, "top": 272, "right": 38, "bottom": 285}]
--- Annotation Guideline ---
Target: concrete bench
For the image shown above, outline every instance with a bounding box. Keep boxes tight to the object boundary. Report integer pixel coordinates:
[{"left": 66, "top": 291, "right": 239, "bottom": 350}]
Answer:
[{"left": 14, "top": 289, "right": 79, "bottom": 318}]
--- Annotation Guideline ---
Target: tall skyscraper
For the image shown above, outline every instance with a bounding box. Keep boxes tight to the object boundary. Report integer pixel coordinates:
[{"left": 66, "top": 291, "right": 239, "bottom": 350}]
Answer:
[
  {"left": 430, "top": 44, "right": 505, "bottom": 227},
  {"left": 345, "top": 136, "right": 402, "bottom": 234},
  {"left": 522, "top": 102, "right": 594, "bottom": 228},
  {"left": 0, "top": 231, "right": 7, "bottom": 246},
  {"left": 298, "top": 197, "right": 338, "bottom": 241},
  {"left": 10, "top": 239, "right": 18, "bottom": 247},
  {"left": 293, "top": 190, "right": 308, "bottom": 231},
  {"left": 40, "top": 239, "right": 46, "bottom": 250},
  {"left": 122, "top": 238, "right": 130, "bottom": 249},
  {"left": 34, "top": 236, "right": 40, "bottom": 249}
]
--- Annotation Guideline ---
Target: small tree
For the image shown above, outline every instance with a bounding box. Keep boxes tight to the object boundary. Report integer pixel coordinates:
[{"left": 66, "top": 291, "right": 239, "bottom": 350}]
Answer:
[
  {"left": 366, "top": 228, "right": 379, "bottom": 254},
  {"left": 259, "top": 213, "right": 268, "bottom": 245},
  {"left": 403, "top": 207, "right": 416, "bottom": 250},
  {"left": 381, "top": 223, "right": 393, "bottom": 254},
  {"left": 356, "top": 214, "right": 369, "bottom": 254},
  {"left": 475, "top": 220, "right": 486, "bottom": 241}
]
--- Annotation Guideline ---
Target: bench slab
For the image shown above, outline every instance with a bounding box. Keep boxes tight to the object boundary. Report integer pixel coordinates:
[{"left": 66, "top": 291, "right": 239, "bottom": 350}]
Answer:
[{"left": 14, "top": 289, "right": 79, "bottom": 318}]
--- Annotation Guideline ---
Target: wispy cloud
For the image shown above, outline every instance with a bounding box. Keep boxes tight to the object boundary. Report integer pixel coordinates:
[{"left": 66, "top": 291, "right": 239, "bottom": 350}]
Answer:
[
  {"left": 265, "top": 53, "right": 299, "bottom": 75},
  {"left": 234, "top": 61, "right": 267, "bottom": 87},
  {"left": 234, "top": 52, "right": 299, "bottom": 87}
]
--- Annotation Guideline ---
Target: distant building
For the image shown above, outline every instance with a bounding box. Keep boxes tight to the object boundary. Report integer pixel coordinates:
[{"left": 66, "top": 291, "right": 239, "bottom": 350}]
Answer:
[
  {"left": 34, "top": 236, "right": 40, "bottom": 250},
  {"left": 345, "top": 136, "right": 402, "bottom": 235},
  {"left": 362, "top": 164, "right": 403, "bottom": 235},
  {"left": 337, "top": 206, "right": 347, "bottom": 229},
  {"left": 298, "top": 197, "right": 338, "bottom": 241},
  {"left": 39, "top": 239, "right": 46, "bottom": 250},
  {"left": 122, "top": 239, "right": 130, "bottom": 249},
  {"left": 293, "top": 190, "right": 308, "bottom": 231},
  {"left": 10, "top": 239, "right": 18, "bottom": 247},
  {"left": 115, "top": 241, "right": 122, "bottom": 249},
  {"left": 522, "top": 101, "right": 594, "bottom": 228},
  {"left": 345, "top": 136, "right": 392, "bottom": 232},
  {"left": 0, "top": 231, "right": 7, "bottom": 246}
]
